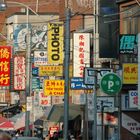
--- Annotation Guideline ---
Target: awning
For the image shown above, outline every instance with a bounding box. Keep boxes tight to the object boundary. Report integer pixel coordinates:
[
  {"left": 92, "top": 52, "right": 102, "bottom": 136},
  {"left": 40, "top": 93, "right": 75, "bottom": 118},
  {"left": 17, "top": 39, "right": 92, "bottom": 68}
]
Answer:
[
  {"left": 45, "top": 104, "right": 84, "bottom": 122},
  {"left": 0, "top": 121, "right": 14, "bottom": 130}
]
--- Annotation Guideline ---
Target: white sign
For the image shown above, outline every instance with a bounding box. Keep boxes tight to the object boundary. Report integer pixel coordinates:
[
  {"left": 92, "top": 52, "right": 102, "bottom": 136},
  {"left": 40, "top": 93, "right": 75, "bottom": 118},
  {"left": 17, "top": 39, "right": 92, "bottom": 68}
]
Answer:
[
  {"left": 27, "top": 96, "right": 33, "bottom": 111},
  {"left": 14, "top": 56, "right": 26, "bottom": 90},
  {"left": 0, "top": 92, "right": 5, "bottom": 102},
  {"left": 129, "top": 90, "right": 138, "bottom": 108},
  {"left": 73, "top": 33, "right": 90, "bottom": 77},
  {"left": 97, "top": 97, "right": 115, "bottom": 112},
  {"left": 34, "top": 51, "right": 47, "bottom": 66},
  {"left": 122, "top": 113, "right": 140, "bottom": 135},
  {"left": 39, "top": 90, "right": 51, "bottom": 106},
  {"left": 52, "top": 96, "right": 64, "bottom": 105}
]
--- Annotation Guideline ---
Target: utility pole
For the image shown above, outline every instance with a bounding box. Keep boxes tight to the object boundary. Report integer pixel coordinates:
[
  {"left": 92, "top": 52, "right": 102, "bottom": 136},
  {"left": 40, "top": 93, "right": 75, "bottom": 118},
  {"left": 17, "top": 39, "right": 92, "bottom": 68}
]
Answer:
[
  {"left": 25, "top": 7, "right": 31, "bottom": 136},
  {"left": 64, "top": 8, "right": 71, "bottom": 140}
]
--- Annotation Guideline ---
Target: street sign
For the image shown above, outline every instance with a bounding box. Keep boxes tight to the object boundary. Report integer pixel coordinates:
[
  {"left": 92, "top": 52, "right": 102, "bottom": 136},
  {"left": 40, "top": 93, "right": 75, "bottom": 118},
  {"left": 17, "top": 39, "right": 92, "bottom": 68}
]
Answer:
[
  {"left": 100, "top": 73, "right": 122, "bottom": 95},
  {"left": 84, "top": 68, "right": 112, "bottom": 85},
  {"left": 71, "top": 77, "right": 93, "bottom": 89}
]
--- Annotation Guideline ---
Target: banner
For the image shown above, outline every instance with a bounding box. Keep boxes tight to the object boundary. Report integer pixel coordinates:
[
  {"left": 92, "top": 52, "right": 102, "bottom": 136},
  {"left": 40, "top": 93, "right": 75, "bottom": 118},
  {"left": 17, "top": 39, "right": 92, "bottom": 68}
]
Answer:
[
  {"left": 73, "top": 33, "right": 90, "bottom": 77},
  {"left": 34, "top": 51, "right": 48, "bottom": 66},
  {"left": 44, "top": 80, "right": 64, "bottom": 96},
  {"left": 39, "top": 65, "right": 63, "bottom": 76},
  {"left": 0, "top": 46, "right": 11, "bottom": 86},
  {"left": 13, "top": 56, "right": 26, "bottom": 90},
  {"left": 123, "top": 63, "right": 138, "bottom": 84},
  {"left": 48, "top": 22, "right": 64, "bottom": 64},
  {"left": 39, "top": 90, "right": 51, "bottom": 106}
]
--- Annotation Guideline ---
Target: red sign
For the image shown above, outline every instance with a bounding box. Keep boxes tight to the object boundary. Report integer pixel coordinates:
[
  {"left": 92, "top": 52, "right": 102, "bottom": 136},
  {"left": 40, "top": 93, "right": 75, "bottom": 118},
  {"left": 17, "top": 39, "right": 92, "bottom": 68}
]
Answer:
[
  {"left": 13, "top": 56, "right": 26, "bottom": 90},
  {"left": 0, "top": 46, "right": 11, "bottom": 86}
]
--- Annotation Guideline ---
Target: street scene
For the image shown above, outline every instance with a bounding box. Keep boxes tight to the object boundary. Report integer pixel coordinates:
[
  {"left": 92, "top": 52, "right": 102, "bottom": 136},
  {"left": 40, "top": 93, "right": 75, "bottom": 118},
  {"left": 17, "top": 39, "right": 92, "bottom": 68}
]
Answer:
[{"left": 0, "top": 0, "right": 139, "bottom": 140}]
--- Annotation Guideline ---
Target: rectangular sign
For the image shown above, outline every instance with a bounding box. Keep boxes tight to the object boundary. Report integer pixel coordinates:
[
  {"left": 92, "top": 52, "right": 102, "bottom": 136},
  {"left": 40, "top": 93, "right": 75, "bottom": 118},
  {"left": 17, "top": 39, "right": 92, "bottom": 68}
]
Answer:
[
  {"left": 32, "top": 67, "right": 39, "bottom": 76},
  {"left": 73, "top": 33, "right": 90, "bottom": 77},
  {"left": 71, "top": 77, "right": 93, "bottom": 89},
  {"left": 27, "top": 96, "right": 33, "bottom": 111},
  {"left": 44, "top": 80, "right": 64, "bottom": 96},
  {"left": 39, "top": 65, "right": 63, "bottom": 76},
  {"left": 123, "top": 63, "right": 138, "bottom": 84},
  {"left": 32, "top": 77, "right": 40, "bottom": 90},
  {"left": 34, "top": 51, "right": 48, "bottom": 66},
  {"left": 0, "top": 46, "right": 11, "bottom": 86},
  {"left": 39, "top": 90, "right": 51, "bottom": 106},
  {"left": 48, "top": 22, "right": 64, "bottom": 64},
  {"left": 13, "top": 56, "right": 26, "bottom": 90},
  {"left": 119, "top": 34, "right": 137, "bottom": 54},
  {"left": 129, "top": 90, "right": 138, "bottom": 108}
]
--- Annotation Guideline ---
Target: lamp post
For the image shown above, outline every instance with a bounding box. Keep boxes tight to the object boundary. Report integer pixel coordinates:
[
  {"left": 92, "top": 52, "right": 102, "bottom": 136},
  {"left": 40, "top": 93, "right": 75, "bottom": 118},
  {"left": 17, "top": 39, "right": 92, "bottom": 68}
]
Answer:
[{"left": 0, "top": 1, "right": 42, "bottom": 136}]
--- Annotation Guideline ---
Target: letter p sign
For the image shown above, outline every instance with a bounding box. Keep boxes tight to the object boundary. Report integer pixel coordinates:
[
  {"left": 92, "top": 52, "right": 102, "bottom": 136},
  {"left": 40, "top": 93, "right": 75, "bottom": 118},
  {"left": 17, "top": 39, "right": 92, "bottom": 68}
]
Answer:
[{"left": 108, "top": 81, "right": 114, "bottom": 89}]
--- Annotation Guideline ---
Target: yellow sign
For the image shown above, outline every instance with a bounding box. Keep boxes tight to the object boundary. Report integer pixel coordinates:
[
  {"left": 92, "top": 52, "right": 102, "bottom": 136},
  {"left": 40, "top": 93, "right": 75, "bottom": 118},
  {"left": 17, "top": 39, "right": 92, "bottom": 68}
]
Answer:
[
  {"left": 39, "top": 65, "right": 63, "bottom": 76},
  {"left": 48, "top": 22, "right": 64, "bottom": 64},
  {"left": 44, "top": 80, "right": 64, "bottom": 96},
  {"left": 123, "top": 63, "right": 138, "bottom": 84}
]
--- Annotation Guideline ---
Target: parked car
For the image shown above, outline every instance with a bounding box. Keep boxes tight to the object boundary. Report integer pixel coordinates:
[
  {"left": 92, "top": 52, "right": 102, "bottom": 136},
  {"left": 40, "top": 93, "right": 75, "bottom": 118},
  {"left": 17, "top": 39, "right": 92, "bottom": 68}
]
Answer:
[{"left": 12, "top": 137, "right": 42, "bottom": 140}]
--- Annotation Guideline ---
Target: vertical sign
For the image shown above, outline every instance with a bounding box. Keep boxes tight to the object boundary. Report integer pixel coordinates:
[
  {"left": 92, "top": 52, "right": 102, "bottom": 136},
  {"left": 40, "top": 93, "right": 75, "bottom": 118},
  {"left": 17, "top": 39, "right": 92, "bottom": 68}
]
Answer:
[
  {"left": 14, "top": 56, "right": 26, "bottom": 90},
  {"left": 129, "top": 91, "right": 138, "bottom": 108},
  {"left": 0, "top": 46, "right": 11, "bottom": 86},
  {"left": 73, "top": 33, "right": 90, "bottom": 77},
  {"left": 48, "top": 22, "right": 64, "bottom": 64}
]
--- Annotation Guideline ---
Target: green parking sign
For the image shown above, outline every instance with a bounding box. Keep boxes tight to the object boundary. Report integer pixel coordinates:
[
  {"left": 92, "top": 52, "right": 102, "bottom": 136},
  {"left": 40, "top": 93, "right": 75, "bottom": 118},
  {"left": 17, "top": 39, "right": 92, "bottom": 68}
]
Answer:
[{"left": 100, "top": 73, "right": 122, "bottom": 95}]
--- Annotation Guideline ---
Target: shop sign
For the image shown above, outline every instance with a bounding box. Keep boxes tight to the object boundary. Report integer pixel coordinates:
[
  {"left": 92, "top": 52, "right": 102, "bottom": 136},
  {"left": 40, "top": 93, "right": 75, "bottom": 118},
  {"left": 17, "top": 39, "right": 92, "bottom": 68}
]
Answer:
[
  {"left": 39, "top": 65, "right": 63, "bottom": 76},
  {"left": 39, "top": 90, "right": 51, "bottom": 106},
  {"left": 71, "top": 77, "right": 93, "bottom": 89},
  {"left": 0, "top": 46, "right": 11, "bottom": 86},
  {"left": 48, "top": 22, "right": 64, "bottom": 64},
  {"left": 34, "top": 51, "right": 47, "bottom": 66},
  {"left": 44, "top": 80, "right": 64, "bottom": 96},
  {"left": 97, "top": 97, "right": 115, "bottom": 112},
  {"left": 129, "top": 90, "right": 138, "bottom": 108},
  {"left": 32, "top": 77, "right": 40, "bottom": 90},
  {"left": 123, "top": 63, "right": 138, "bottom": 84},
  {"left": 32, "top": 67, "right": 39, "bottom": 76},
  {"left": 73, "top": 33, "right": 90, "bottom": 77},
  {"left": 122, "top": 113, "right": 140, "bottom": 135},
  {"left": 13, "top": 56, "right": 26, "bottom": 90},
  {"left": 119, "top": 34, "right": 137, "bottom": 54}
]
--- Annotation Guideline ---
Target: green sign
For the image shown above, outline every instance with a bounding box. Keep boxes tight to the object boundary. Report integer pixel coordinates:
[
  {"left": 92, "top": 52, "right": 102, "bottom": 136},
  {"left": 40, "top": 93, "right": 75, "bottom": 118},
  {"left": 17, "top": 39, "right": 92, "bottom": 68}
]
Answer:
[{"left": 100, "top": 73, "right": 122, "bottom": 95}]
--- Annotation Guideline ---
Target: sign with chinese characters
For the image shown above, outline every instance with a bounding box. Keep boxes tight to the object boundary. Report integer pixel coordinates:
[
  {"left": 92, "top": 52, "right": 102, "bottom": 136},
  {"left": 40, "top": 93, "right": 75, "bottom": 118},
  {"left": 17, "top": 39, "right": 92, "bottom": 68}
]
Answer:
[
  {"left": 34, "top": 51, "right": 48, "bottom": 66},
  {"left": 0, "top": 46, "right": 11, "bottom": 86},
  {"left": 39, "top": 65, "right": 63, "bottom": 76},
  {"left": 122, "top": 113, "right": 140, "bottom": 135},
  {"left": 123, "top": 63, "right": 138, "bottom": 84},
  {"left": 119, "top": 34, "right": 137, "bottom": 54},
  {"left": 32, "top": 77, "right": 40, "bottom": 90},
  {"left": 48, "top": 22, "right": 64, "bottom": 64},
  {"left": 71, "top": 77, "right": 93, "bottom": 89},
  {"left": 13, "top": 56, "right": 26, "bottom": 90},
  {"left": 39, "top": 90, "right": 51, "bottom": 106},
  {"left": 73, "top": 33, "right": 90, "bottom": 77},
  {"left": 129, "top": 90, "right": 138, "bottom": 108},
  {"left": 44, "top": 80, "right": 64, "bottom": 96}
]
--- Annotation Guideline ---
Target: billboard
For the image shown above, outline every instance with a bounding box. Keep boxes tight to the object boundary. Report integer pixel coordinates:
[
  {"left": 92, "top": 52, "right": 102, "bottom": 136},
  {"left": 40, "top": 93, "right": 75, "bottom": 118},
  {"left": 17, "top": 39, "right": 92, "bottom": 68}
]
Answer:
[
  {"left": 123, "top": 63, "right": 138, "bottom": 84},
  {"left": 0, "top": 46, "right": 11, "bottom": 86},
  {"left": 34, "top": 51, "right": 48, "bottom": 66},
  {"left": 44, "top": 80, "right": 64, "bottom": 96},
  {"left": 73, "top": 33, "right": 90, "bottom": 77},
  {"left": 39, "top": 65, "right": 63, "bottom": 76},
  {"left": 13, "top": 56, "right": 26, "bottom": 90},
  {"left": 119, "top": 34, "right": 137, "bottom": 54},
  {"left": 48, "top": 22, "right": 64, "bottom": 64}
]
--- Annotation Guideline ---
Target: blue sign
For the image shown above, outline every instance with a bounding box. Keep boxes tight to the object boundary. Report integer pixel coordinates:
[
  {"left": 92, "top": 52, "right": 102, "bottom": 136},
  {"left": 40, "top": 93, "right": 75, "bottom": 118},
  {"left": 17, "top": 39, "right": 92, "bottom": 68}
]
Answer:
[
  {"left": 119, "top": 34, "right": 137, "bottom": 54},
  {"left": 71, "top": 77, "right": 93, "bottom": 90},
  {"left": 32, "top": 67, "right": 39, "bottom": 76},
  {"left": 32, "top": 77, "right": 40, "bottom": 89}
]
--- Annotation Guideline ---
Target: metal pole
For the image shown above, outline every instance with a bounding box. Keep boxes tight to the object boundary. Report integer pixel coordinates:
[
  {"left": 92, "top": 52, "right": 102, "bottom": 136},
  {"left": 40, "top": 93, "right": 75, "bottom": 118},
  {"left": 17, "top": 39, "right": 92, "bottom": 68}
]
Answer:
[
  {"left": 64, "top": 8, "right": 71, "bottom": 140},
  {"left": 138, "top": 33, "right": 140, "bottom": 110},
  {"left": 101, "top": 101, "right": 104, "bottom": 140},
  {"left": 24, "top": 7, "right": 31, "bottom": 136}
]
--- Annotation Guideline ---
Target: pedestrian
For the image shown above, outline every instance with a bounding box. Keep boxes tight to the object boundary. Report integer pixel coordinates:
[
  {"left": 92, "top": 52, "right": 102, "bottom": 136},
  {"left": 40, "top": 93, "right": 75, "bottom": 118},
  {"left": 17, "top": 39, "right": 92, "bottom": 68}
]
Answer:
[{"left": 0, "top": 132, "right": 12, "bottom": 140}]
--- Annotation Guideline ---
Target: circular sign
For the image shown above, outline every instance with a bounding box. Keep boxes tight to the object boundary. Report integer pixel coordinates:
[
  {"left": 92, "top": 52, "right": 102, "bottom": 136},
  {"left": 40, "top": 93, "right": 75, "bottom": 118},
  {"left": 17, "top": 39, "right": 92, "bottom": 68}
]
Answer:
[{"left": 100, "top": 73, "right": 122, "bottom": 95}]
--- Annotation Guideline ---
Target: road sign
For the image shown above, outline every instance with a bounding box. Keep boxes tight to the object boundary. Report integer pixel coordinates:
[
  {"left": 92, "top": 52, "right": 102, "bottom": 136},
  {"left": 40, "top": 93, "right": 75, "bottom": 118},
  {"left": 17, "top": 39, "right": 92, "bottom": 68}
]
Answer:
[
  {"left": 84, "top": 68, "right": 112, "bottom": 85},
  {"left": 100, "top": 73, "right": 122, "bottom": 95}
]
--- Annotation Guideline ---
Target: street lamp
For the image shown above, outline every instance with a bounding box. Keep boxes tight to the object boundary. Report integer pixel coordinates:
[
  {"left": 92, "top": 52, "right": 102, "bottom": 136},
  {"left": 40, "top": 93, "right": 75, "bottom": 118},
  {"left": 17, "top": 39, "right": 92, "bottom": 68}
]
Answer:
[{"left": 0, "top": 1, "right": 42, "bottom": 136}]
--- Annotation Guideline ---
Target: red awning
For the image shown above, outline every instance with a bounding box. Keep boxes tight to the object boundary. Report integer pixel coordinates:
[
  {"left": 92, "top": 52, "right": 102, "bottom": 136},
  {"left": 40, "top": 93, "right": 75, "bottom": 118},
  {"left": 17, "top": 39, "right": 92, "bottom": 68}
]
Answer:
[{"left": 0, "top": 121, "right": 14, "bottom": 130}]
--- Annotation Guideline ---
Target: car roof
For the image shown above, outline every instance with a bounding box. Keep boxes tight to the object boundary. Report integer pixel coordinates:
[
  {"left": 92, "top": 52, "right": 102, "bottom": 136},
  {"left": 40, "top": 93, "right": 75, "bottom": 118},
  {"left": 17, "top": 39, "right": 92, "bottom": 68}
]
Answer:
[{"left": 12, "top": 137, "right": 41, "bottom": 140}]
